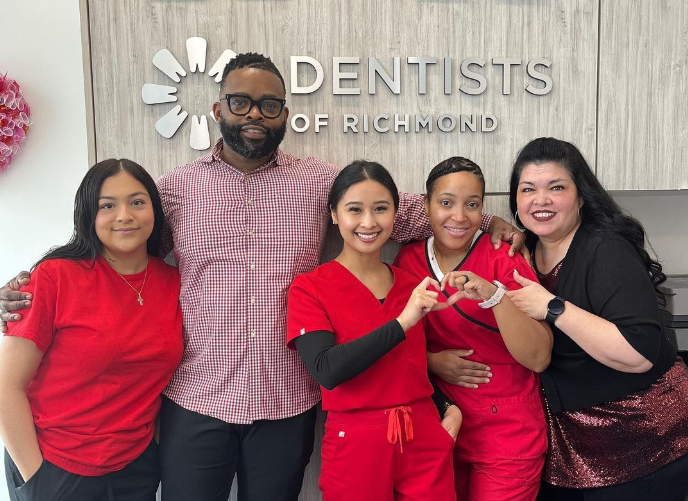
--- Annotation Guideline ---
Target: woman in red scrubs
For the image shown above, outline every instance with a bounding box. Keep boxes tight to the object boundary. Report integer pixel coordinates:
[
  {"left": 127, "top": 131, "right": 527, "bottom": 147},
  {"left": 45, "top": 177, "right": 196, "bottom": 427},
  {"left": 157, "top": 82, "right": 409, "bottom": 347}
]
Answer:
[
  {"left": 287, "top": 160, "right": 461, "bottom": 501},
  {"left": 394, "top": 157, "right": 553, "bottom": 501}
]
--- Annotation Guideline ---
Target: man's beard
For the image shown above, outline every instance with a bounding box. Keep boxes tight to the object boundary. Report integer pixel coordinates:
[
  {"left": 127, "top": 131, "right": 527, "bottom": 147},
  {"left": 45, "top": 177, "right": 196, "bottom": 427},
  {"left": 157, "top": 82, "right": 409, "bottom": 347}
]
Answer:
[{"left": 219, "top": 119, "right": 287, "bottom": 160}]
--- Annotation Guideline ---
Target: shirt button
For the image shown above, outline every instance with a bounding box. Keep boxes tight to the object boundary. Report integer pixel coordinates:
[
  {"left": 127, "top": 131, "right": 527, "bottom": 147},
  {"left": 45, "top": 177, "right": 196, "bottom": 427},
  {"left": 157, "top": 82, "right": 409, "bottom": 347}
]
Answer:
[
  {"left": 246, "top": 199, "right": 252, "bottom": 206},
  {"left": 248, "top": 230, "right": 254, "bottom": 237},
  {"left": 250, "top": 296, "right": 256, "bottom": 304},
  {"left": 250, "top": 263, "right": 256, "bottom": 270},
  {"left": 250, "top": 331, "right": 257, "bottom": 337}
]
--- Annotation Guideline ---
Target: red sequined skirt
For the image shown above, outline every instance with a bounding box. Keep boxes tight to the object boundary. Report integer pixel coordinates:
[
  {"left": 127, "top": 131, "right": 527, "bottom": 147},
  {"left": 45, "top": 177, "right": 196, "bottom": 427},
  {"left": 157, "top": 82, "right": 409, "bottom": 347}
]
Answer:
[{"left": 544, "top": 359, "right": 688, "bottom": 488}]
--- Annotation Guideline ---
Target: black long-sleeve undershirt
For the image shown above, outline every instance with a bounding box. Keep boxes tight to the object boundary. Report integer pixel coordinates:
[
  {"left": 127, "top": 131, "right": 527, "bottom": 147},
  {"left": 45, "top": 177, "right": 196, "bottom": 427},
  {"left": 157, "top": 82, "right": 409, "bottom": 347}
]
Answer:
[
  {"left": 293, "top": 320, "right": 456, "bottom": 416},
  {"left": 293, "top": 320, "right": 405, "bottom": 390}
]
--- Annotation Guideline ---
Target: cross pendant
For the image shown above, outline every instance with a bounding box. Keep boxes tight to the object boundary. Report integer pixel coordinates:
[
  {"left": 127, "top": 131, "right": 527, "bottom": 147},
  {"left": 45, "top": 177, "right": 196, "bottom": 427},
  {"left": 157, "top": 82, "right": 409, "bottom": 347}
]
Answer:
[{"left": 137, "top": 294, "right": 144, "bottom": 306}]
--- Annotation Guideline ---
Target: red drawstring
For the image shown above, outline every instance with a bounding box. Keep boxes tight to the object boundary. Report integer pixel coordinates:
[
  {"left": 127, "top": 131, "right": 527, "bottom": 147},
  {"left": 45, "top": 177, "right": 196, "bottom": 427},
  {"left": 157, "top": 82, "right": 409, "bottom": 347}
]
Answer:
[{"left": 385, "top": 406, "right": 414, "bottom": 453}]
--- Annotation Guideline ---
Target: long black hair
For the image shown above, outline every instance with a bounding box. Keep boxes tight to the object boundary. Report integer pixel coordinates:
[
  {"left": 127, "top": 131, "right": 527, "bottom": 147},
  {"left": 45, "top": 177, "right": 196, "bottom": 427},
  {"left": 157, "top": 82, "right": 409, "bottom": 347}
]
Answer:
[
  {"left": 34, "top": 159, "right": 165, "bottom": 269},
  {"left": 328, "top": 160, "right": 400, "bottom": 211},
  {"left": 508, "top": 137, "right": 666, "bottom": 291}
]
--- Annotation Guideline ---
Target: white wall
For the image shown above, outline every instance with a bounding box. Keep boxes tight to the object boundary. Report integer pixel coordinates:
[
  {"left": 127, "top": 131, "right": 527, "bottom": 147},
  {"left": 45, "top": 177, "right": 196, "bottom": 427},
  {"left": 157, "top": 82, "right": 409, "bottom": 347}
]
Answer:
[
  {"left": 0, "top": 3, "right": 89, "bottom": 280},
  {"left": 0, "top": 1, "right": 89, "bottom": 499}
]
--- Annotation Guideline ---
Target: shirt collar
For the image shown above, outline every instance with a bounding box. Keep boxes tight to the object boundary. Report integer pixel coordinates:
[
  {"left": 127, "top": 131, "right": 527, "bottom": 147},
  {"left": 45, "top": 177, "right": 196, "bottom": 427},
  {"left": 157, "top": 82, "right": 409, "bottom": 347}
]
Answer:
[
  {"left": 426, "top": 231, "right": 483, "bottom": 281},
  {"left": 207, "top": 138, "right": 284, "bottom": 174}
]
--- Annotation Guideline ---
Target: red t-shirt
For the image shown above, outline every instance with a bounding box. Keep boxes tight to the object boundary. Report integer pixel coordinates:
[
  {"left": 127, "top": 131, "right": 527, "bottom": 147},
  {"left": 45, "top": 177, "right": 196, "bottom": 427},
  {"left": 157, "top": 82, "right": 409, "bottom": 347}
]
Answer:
[
  {"left": 5, "top": 255, "right": 183, "bottom": 476},
  {"left": 395, "top": 234, "right": 547, "bottom": 460},
  {"left": 286, "top": 261, "right": 432, "bottom": 412}
]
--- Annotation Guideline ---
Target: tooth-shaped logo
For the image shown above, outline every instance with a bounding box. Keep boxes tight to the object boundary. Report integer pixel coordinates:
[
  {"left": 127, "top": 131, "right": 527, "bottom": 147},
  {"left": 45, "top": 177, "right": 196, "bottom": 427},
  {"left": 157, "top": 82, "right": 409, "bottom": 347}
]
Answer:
[
  {"left": 190, "top": 115, "right": 211, "bottom": 150},
  {"left": 186, "top": 37, "right": 207, "bottom": 73},
  {"left": 155, "top": 105, "right": 188, "bottom": 138},
  {"left": 144, "top": 39, "right": 236, "bottom": 149},
  {"left": 153, "top": 49, "right": 187, "bottom": 83},
  {"left": 141, "top": 83, "right": 178, "bottom": 104},
  {"left": 208, "top": 49, "right": 238, "bottom": 83}
]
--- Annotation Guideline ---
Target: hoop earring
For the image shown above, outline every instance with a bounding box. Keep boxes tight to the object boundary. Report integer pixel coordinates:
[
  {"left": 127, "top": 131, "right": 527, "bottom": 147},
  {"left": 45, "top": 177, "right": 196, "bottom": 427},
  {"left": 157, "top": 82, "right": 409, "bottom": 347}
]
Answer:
[{"left": 513, "top": 210, "right": 525, "bottom": 231}]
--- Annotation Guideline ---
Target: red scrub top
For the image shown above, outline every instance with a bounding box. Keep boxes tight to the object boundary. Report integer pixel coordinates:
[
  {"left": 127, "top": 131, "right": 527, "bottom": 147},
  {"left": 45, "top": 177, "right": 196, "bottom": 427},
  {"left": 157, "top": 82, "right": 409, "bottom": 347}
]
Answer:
[
  {"left": 395, "top": 233, "right": 547, "bottom": 460},
  {"left": 287, "top": 261, "right": 433, "bottom": 412}
]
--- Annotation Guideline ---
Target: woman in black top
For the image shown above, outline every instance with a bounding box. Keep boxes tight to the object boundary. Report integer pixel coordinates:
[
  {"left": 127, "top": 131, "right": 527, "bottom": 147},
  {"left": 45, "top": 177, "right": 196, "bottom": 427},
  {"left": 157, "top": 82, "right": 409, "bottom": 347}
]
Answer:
[{"left": 505, "top": 137, "right": 688, "bottom": 501}]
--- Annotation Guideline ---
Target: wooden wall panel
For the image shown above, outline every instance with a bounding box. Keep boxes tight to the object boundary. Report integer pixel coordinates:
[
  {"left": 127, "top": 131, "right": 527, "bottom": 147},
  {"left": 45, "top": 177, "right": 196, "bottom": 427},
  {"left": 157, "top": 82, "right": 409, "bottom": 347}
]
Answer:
[
  {"left": 88, "top": 0, "right": 598, "bottom": 194},
  {"left": 598, "top": 0, "right": 688, "bottom": 190}
]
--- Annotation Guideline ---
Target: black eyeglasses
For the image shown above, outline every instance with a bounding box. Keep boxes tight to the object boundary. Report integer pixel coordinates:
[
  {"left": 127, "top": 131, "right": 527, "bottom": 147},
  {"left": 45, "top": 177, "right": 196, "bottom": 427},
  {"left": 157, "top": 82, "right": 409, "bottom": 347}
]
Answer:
[{"left": 220, "top": 94, "right": 286, "bottom": 119}]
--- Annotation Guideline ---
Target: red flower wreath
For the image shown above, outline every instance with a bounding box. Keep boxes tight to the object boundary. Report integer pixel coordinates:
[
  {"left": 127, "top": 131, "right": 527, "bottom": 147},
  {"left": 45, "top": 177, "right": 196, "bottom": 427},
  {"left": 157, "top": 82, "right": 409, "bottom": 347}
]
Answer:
[{"left": 0, "top": 74, "right": 31, "bottom": 173}]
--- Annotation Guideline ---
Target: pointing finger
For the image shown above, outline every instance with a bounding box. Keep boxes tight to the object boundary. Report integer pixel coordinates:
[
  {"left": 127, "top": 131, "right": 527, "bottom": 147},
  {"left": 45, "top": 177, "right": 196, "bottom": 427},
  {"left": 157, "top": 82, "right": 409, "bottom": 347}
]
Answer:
[{"left": 512, "top": 269, "right": 534, "bottom": 286}]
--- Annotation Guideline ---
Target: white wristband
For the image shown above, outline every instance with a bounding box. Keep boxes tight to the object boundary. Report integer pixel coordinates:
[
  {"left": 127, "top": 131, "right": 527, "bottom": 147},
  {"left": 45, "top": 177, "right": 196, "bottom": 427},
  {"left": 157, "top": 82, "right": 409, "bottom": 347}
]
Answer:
[{"left": 478, "top": 281, "right": 508, "bottom": 309}]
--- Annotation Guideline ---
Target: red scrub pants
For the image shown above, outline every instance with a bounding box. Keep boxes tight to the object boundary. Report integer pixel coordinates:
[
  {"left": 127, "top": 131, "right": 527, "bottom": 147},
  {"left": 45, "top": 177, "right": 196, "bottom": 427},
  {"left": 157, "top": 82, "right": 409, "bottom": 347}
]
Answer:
[
  {"left": 447, "top": 368, "right": 547, "bottom": 501},
  {"left": 319, "top": 398, "right": 456, "bottom": 501},
  {"left": 454, "top": 452, "right": 545, "bottom": 501}
]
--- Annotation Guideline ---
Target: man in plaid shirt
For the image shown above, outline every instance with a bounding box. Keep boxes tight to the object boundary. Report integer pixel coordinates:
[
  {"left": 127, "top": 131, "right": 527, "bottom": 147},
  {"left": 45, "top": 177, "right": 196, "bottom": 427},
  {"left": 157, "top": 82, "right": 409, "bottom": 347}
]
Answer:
[{"left": 0, "top": 53, "right": 523, "bottom": 501}]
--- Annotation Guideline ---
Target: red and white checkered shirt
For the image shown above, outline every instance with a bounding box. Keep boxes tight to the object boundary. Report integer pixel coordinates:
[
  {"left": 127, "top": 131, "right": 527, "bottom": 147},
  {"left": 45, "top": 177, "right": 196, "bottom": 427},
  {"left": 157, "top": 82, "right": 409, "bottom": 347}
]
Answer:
[{"left": 157, "top": 139, "right": 492, "bottom": 424}]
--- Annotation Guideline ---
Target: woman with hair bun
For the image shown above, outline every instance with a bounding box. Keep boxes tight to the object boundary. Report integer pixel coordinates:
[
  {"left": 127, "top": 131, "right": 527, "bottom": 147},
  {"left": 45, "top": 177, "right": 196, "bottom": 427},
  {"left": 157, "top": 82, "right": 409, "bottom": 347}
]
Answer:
[{"left": 395, "top": 156, "right": 552, "bottom": 501}]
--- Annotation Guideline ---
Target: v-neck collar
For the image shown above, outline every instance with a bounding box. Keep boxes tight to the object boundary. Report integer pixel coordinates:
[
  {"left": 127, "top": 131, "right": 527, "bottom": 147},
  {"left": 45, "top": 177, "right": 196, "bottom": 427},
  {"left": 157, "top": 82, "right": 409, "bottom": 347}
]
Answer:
[
  {"left": 329, "top": 260, "right": 397, "bottom": 308},
  {"left": 426, "top": 231, "right": 483, "bottom": 281},
  {"left": 423, "top": 232, "right": 500, "bottom": 334}
]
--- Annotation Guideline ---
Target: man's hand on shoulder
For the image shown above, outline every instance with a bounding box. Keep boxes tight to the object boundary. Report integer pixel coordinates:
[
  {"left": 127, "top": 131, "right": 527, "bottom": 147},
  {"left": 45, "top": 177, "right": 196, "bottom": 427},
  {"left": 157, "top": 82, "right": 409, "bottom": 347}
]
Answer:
[
  {"left": 487, "top": 215, "right": 530, "bottom": 262},
  {"left": 0, "top": 272, "right": 32, "bottom": 333}
]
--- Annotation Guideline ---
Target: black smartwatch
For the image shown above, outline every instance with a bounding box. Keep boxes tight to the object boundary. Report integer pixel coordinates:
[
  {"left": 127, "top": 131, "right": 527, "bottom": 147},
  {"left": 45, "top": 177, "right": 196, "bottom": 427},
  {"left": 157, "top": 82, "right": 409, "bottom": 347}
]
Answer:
[{"left": 546, "top": 296, "right": 566, "bottom": 323}]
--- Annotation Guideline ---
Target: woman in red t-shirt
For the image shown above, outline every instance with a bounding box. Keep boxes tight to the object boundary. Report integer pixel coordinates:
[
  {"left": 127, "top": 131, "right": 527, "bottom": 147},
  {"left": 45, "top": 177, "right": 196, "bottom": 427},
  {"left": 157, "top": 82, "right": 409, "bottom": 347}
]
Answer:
[
  {"left": 287, "top": 161, "right": 461, "bottom": 501},
  {"left": 0, "top": 159, "right": 183, "bottom": 501}
]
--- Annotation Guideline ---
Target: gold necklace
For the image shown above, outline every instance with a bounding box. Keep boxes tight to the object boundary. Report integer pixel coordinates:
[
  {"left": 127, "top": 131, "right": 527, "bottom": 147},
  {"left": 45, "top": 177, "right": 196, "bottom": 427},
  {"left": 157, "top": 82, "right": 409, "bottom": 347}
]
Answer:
[
  {"left": 105, "top": 258, "right": 148, "bottom": 306},
  {"left": 432, "top": 241, "right": 467, "bottom": 273}
]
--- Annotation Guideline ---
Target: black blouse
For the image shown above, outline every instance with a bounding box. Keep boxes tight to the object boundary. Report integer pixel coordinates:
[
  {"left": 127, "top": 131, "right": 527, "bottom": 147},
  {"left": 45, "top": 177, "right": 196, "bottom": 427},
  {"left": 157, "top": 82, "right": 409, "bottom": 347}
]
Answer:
[{"left": 537, "top": 225, "right": 676, "bottom": 413}]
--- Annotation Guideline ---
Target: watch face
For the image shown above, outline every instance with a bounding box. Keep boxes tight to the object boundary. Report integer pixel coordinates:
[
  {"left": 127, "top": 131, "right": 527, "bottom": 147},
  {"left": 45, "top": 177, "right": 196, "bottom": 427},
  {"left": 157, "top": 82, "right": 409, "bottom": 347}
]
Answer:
[{"left": 548, "top": 297, "right": 565, "bottom": 315}]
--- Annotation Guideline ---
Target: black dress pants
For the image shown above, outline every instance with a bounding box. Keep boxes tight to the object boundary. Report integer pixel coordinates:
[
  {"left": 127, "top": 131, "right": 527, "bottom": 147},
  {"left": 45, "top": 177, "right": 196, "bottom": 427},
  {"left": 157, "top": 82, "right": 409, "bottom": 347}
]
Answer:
[
  {"left": 158, "top": 396, "right": 317, "bottom": 501},
  {"left": 4, "top": 441, "right": 159, "bottom": 501},
  {"left": 537, "top": 452, "right": 688, "bottom": 501}
]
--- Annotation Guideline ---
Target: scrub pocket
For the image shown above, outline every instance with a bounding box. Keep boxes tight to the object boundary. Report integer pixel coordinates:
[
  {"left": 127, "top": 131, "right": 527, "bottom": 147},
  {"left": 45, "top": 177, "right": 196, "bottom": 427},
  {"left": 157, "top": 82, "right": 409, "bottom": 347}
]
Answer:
[{"left": 475, "top": 393, "right": 548, "bottom": 459}]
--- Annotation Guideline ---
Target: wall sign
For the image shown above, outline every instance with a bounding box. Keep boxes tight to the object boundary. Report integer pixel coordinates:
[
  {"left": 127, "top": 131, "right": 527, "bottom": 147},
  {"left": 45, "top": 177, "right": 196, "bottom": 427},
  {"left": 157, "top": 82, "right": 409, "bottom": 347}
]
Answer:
[
  {"left": 287, "top": 56, "right": 552, "bottom": 135},
  {"left": 142, "top": 37, "right": 553, "bottom": 150},
  {"left": 141, "top": 37, "right": 236, "bottom": 150}
]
